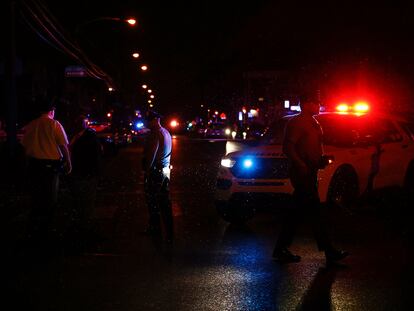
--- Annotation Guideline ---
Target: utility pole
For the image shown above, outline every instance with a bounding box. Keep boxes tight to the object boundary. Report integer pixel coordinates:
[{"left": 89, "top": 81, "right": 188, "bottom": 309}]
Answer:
[{"left": 5, "top": 0, "right": 18, "bottom": 157}]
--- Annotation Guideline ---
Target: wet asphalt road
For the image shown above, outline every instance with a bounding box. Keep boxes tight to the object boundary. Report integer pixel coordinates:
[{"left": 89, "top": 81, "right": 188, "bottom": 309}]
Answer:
[{"left": 5, "top": 136, "right": 411, "bottom": 310}]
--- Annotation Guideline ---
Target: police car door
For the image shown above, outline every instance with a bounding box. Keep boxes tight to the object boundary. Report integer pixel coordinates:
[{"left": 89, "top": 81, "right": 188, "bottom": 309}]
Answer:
[{"left": 371, "top": 118, "right": 407, "bottom": 189}]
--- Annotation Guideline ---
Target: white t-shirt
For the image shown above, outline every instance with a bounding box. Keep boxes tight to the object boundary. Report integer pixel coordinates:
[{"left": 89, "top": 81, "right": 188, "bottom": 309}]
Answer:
[{"left": 22, "top": 115, "right": 69, "bottom": 160}]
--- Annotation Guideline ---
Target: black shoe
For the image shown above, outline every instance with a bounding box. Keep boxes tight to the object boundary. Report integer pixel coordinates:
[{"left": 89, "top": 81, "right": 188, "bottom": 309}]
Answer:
[
  {"left": 273, "top": 248, "right": 301, "bottom": 263},
  {"left": 325, "top": 249, "right": 349, "bottom": 263}
]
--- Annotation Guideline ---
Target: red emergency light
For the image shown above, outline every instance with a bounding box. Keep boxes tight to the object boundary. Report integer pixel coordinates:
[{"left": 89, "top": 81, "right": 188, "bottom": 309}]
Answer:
[{"left": 335, "top": 101, "right": 370, "bottom": 114}]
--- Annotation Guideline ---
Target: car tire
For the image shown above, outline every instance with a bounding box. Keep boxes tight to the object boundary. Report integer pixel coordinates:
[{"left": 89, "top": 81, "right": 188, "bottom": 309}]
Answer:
[
  {"left": 215, "top": 200, "right": 255, "bottom": 224},
  {"left": 327, "top": 166, "right": 359, "bottom": 212}
]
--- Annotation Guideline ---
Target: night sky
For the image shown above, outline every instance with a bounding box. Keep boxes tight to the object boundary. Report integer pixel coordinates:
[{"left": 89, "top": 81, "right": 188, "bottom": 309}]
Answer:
[{"left": 7, "top": 1, "right": 414, "bottom": 117}]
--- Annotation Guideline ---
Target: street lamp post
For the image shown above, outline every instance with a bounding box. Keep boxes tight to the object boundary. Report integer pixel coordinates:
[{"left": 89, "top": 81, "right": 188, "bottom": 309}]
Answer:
[{"left": 5, "top": 0, "right": 17, "bottom": 156}]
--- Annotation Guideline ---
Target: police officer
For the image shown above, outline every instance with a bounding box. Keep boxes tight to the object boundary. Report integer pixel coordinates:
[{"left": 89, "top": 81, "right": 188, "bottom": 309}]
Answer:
[
  {"left": 273, "top": 92, "right": 349, "bottom": 264},
  {"left": 142, "top": 111, "right": 173, "bottom": 242},
  {"left": 21, "top": 97, "right": 71, "bottom": 242}
]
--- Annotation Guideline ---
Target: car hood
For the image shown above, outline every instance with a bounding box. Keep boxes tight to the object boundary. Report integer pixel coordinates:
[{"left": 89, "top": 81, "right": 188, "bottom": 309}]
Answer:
[{"left": 226, "top": 142, "right": 285, "bottom": 158}]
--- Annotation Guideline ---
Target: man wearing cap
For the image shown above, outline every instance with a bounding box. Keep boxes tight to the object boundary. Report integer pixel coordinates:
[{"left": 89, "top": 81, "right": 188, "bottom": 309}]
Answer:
[
  {"left": 142, "top": 111, "right": 173, "bottom": 242},
  {"left": 272, "top": 92, "right": 349, "bottom": 265},
  {"left": 21, "top": 97, "right": 72, "bottom": 242}
]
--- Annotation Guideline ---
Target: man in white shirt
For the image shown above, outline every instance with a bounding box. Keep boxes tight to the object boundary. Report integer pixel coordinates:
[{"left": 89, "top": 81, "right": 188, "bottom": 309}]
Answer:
[
  {"left": 21, "top": 97, "right": 71, "bottom": 242},
  {"left": 142, "top": 111, "right": 173, "bottom": 242}
]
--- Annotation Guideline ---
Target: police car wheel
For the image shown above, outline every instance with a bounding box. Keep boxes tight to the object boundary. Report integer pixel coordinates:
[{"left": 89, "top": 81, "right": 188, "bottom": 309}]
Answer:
[{"left": 327, "top": 167, "right": 359, "bottom": 211}]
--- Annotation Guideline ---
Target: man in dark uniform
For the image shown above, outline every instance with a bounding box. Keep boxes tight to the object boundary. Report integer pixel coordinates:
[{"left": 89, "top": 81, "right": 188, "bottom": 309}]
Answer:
[
  {"left": 142, "top": 111, "right": 173, "bottom": 242},
  {"left": 67, "top": 115, "right": 103, "bottom": 250},
  {"left": 273, "top": 92, "right": 349, "bottom": 264}
]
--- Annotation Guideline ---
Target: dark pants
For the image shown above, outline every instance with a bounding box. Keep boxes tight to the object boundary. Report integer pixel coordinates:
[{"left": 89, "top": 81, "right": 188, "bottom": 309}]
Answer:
[
  {"left": 144, "top": 168, "right": 173, "bottom": 238},
  {"left": 275, "top": 170, "right": 332, "bottom": 252},
  {"left": 68, "top": 175, "right": 98, "bottom": 236},
  {"left": 26, "top": 158, "right": 61, "bottom": 240}
]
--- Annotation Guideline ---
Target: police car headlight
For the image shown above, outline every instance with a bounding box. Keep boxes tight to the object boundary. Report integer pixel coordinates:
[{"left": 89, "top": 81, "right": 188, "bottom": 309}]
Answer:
[
  {"left": 242, "top": 158, "right": 253, "bottom": 169},
  {"left": 221, "top": 158, "right": 236, "bottom": 168}
]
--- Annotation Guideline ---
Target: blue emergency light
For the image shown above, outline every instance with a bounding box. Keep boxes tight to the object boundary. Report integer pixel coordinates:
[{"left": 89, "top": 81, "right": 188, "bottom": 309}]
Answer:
[{"left": 243, "top": 159, "right": 253, "bottom": 169}]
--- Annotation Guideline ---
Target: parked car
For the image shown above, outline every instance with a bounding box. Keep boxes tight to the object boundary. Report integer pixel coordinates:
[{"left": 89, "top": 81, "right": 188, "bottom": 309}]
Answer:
[
  {"left": 88, "top": 121, "right": 119, "bottom": 156},
  {"left": 204, "top": 122, "right": 230, "bottom": 138},
  {"left": 215, "top": 106, "right": 414, "bottom": 223}
]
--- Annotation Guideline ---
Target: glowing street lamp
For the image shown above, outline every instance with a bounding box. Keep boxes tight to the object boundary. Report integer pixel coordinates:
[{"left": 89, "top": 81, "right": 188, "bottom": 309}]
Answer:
[
  {"left": 126, "top": 18, "right": 137, "bottom": 26},
  {"left": 147, "top": 89, "right": 152, "bottom": 93},
  {"left": 142, "top": 84, "right": 148, "bottom": 89},
  {"left": 108, "top": 87, "right": 114, "bottom": 92},
  {"left": 132, "top": 52, "right": 140, "bottom": 58},
  {"left": 148, "top": 100, "right": 152, "bottom": 103},
  {"left": 150, "top": 95, "right": 155, "bottom": 99},
  {"left": 140, "top": 65, "right": 148, "bottom": 71}
]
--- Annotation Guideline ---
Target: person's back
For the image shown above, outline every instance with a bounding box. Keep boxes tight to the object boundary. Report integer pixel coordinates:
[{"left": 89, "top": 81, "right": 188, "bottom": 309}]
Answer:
[
  {"left": 151, "top": 126, "right": 172, "bottom": 168},
  {"left": 22, "top": 115, "right": 68, "bottom": 161},
  {"left": 71, "top": 128, "right": 102, "bottom": 177},
  {"left": 283, "top": 113, "right": 323, "bottom": 188}
]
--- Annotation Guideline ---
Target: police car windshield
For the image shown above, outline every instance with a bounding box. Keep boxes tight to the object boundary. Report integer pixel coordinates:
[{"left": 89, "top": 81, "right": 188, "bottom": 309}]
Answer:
[
  {"left": 317, "top": 113, "right": 402, "bottom": 147},
  {"left": 261, "top": 113, "right": 402, "bottom": 147},
  {"left": 261, "top": 118, "right": 289, "bottom": 145}
]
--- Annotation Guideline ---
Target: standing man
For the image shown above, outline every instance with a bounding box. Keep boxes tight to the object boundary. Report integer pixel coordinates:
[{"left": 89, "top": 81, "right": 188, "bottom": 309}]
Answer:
[
  {"left": 21, "top": 97, "right": 71, "bottom": 242},
  {"left": 68, "top": 115, "right": 102, "bottom": 249},
  {"left": 142, "top": 111, "right": 173, "bottom": 242},
  {"left": 273, "top": 92, "right": 348, "bottom": 264}
]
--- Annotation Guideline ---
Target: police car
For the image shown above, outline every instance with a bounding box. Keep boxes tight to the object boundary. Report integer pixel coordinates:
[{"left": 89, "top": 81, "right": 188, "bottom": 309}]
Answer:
[{"left": 215, "top": 103, "right": 414, "bottom": 223}]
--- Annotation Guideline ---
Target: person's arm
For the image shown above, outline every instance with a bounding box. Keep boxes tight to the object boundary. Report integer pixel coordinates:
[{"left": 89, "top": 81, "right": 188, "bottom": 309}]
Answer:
[
  {"left": 55, "top": 121, "right": 72, "bottom": 174},
  {"left": 59, "top": 143, "right": 72, "bottom": 174}
]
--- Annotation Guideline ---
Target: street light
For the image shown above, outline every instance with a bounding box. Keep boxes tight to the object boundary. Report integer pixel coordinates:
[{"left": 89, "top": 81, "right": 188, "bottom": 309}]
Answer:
[
  {"left": 132, "top": 52, "right": 140, "bottom": 58},
  {"left": 126, "top": 18, "right": 137, "bottom": 26},
  {"left": 140, "top": 65, "right": 148, "bottom": 71},
  {"left": 142, "top": 84, "right": 148, "bottom": 89}
]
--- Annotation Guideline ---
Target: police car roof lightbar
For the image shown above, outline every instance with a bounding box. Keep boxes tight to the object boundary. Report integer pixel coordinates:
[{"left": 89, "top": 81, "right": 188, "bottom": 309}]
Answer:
[{"left": 336, "top": 102, "right": 370, "bottom": 113}]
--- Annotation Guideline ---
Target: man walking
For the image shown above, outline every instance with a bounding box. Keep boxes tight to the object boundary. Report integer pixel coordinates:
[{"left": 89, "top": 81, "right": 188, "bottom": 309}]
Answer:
[
  {"left": 21, "top": 97, "right": 71, "bottom": 243},
  {"left": 273, "top": 92, "right": 348, "bottom": 264},
  {"left": 142, "top": 111, "right": 173, "bottom": 242}
]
